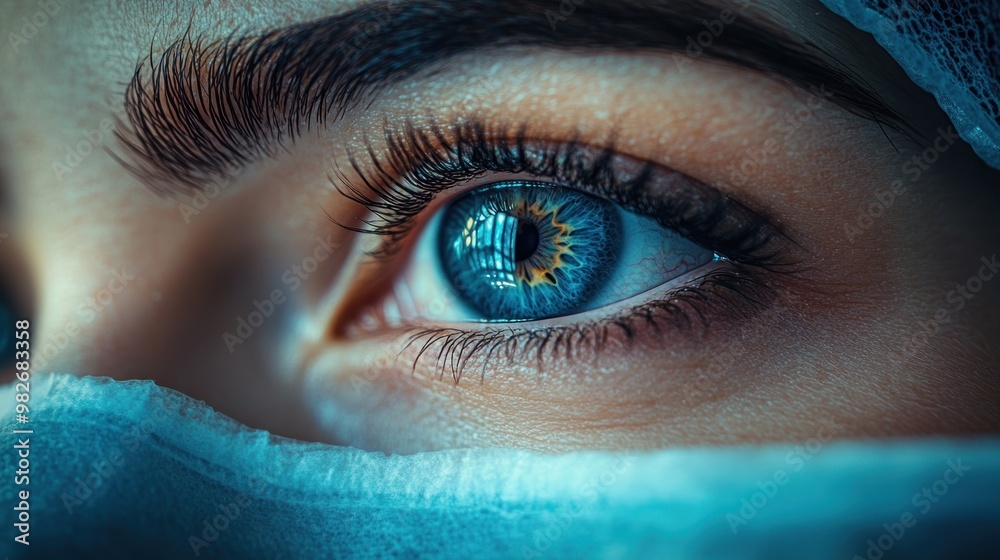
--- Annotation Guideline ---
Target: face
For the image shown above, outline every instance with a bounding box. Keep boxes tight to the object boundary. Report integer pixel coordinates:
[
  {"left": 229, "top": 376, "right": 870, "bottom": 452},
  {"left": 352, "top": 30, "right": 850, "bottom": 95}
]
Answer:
[{"left": 2, "top": 0, "right": 999, "bottom": 454}]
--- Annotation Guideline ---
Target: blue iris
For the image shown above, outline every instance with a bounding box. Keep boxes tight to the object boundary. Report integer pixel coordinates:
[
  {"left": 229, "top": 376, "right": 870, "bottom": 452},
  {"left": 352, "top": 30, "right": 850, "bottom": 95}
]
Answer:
[{"left": 438, "top": 182, "right": 621, "bottom": 321}]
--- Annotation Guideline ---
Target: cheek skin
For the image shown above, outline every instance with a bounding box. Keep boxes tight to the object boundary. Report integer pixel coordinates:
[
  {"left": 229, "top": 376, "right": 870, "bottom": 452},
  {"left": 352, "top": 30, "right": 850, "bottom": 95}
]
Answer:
[
  {"left": 292, "top": 53, "right": 1000, "bottom": 453},
  {"left": 306, "top": 266, "right": 1000, "bottom": 454}
]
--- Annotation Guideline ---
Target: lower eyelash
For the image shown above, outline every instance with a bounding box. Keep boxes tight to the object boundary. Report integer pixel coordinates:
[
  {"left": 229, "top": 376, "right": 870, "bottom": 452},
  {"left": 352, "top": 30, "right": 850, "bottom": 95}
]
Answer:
[
  {"left": 397, "top": 263, "right": 779, "bottom": 384},
  {"left": 332, "top": 118, "right": 803, "bottom": 381}
]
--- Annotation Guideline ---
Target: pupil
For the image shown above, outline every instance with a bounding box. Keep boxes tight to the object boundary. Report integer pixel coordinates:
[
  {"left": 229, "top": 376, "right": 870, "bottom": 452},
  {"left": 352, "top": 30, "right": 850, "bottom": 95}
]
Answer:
[
  {"left": 513, "top": 219, "right": 539, "bottom": 262},
  {"left": 439, "top": 182, "right": 622, "bottom": 321}
]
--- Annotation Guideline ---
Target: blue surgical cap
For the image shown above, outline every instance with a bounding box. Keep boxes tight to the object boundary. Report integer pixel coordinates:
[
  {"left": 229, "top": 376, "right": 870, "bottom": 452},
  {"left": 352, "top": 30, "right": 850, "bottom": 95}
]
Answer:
[{"left": 820, "top": 0, "right": 1000, "bottom": 169}]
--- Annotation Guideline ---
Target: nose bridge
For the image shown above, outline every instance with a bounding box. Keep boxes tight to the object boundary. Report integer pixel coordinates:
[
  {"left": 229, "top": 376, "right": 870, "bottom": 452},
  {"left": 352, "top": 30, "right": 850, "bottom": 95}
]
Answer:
[
  {"left": 33, "top": 200, "right": 341, "bottom": 445},
  {"left": 27, "top": 235, "right": 151, "bottom": 378}
]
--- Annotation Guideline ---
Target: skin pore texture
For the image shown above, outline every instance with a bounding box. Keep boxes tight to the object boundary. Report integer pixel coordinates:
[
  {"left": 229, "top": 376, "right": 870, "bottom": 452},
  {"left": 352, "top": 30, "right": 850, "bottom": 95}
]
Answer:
[{"left": 1, "top": 0, "right": 999, "bottom": 453}]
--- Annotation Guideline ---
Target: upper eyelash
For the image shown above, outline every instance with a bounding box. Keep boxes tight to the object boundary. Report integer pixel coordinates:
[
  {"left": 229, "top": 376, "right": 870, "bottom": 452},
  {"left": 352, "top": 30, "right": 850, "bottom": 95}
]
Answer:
[
  {"left": 331, "top": 118, "right": 805, "bottom": 381},
  {"left": 331, "top": 118, "right": 797, "bottom": 268}
]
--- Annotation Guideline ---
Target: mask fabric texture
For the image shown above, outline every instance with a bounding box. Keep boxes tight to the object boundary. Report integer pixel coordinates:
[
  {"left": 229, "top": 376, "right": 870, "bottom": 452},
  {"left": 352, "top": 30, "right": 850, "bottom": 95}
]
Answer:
[{"left": 1, "top": 374, "right": 999, "bottom": 559}]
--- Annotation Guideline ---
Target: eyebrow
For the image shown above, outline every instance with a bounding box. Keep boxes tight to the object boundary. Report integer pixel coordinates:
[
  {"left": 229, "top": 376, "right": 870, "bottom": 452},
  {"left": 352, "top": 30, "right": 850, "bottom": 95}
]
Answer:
[{"left": 114, "top": 0, "right": 909, "bottom": 195}]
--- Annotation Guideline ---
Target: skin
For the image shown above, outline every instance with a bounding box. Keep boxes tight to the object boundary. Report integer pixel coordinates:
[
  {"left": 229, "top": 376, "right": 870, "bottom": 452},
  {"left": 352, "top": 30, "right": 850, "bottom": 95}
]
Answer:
[{"left": 1, "top": 0, "right": 998, "bottom": 453}]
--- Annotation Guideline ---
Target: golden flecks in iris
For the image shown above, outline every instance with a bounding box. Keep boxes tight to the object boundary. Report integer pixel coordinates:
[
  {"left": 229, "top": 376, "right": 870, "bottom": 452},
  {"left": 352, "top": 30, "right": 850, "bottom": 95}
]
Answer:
[
  {"left": 513, "top": 198, "right": 575, "bottom": 287},
  {"left": 462, "top": 216, "right": 475, "bottom": 247}
]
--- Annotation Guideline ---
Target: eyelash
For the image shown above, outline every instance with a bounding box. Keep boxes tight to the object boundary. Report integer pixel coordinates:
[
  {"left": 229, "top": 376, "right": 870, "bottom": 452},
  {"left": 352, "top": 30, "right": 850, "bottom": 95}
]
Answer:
[
  {"left": 398, "top": 268, "right": 781, "bottom": 383},
  {"left": 331, "top": 119, "right": 800, "bottom": 382}
]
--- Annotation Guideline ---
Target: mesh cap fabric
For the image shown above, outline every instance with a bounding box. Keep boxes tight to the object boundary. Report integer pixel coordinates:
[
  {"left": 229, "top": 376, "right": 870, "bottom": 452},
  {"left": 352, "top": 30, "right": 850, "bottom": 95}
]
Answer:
[{"left": 820, "top": 0, "right": 1000, "bottom": 169}]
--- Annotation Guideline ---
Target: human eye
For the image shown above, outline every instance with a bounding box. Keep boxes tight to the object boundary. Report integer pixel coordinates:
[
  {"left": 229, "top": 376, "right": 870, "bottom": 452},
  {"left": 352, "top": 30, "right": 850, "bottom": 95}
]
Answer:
[
  {"left": 330, "top": 120, "right": 796, "bottom": 378},
  {"left": 412, "top": 179, "right": 714, "bottom": 323},
  {"left": 77, "top": 0, "right": 1000, "bottom": 458}
]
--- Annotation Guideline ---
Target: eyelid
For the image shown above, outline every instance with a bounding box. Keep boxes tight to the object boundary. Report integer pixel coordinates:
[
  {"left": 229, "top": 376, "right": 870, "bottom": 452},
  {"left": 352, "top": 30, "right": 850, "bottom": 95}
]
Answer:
[
  {"left": 362, "top": 179, "right": 719, "bottom": 325},
  {"left": 327, "top": 119, "right": 806, "bottom": 367},
  {"left": 386, "top": 261, "right": 781, "bottom": 382},
  {"left": 330, "top": 118, "right": 798, "bottom": 269}
]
